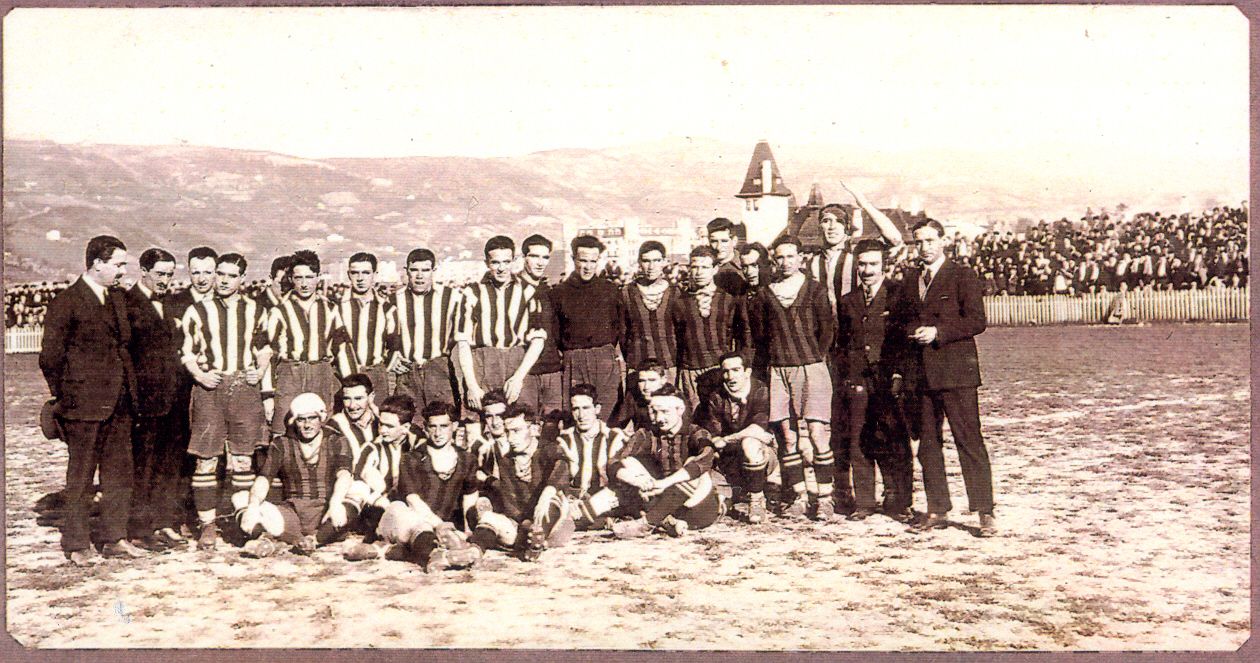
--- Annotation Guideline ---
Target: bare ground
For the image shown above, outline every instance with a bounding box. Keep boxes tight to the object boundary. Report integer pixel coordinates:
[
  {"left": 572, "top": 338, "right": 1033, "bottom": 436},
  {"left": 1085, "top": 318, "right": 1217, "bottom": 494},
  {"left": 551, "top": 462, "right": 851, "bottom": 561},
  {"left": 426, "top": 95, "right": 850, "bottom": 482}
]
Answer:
[{"left": 4, "top": 324, "right": 1250, "bottom": 650}]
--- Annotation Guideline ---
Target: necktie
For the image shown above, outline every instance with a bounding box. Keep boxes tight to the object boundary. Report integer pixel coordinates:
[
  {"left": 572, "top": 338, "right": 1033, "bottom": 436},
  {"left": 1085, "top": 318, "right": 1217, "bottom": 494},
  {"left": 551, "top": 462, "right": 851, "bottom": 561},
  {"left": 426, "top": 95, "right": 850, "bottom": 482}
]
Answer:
[{"left": 920, "top": 270, "right": 933, "bottom": 300}]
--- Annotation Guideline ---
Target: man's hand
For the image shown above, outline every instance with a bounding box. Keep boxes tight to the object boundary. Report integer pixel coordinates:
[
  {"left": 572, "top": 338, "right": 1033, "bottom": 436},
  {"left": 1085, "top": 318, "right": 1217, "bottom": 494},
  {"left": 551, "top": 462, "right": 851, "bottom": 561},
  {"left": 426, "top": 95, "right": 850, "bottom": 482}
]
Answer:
[
  {"left": 263, "top": 398, "right": 275, "bottom": 423},
  {"left": 503, "top": 374, "right": 525, "bottom": 403},
  {"left": 244, "top": 368, "right": 262, "bottom": 386},
  {"left": 387, "top": 354, "right": 409, "bottom": 375},
  {"left": 194, "top": 369, "right": 223, "bottom": 390},
  {"left": 890, "top": 373, "right": 904, "bottom": 397},
  {"left": 323, "top": 501, "right": 348, "bottom": 529},
  {"left": 711, "top": 436, "right": 728, "bottom": 450},
  {"left": 911, "top": 326, "right": 938, "bottom": 345},
  {"left": 465, "top": 383, "right": 485, "bottom": 412}
]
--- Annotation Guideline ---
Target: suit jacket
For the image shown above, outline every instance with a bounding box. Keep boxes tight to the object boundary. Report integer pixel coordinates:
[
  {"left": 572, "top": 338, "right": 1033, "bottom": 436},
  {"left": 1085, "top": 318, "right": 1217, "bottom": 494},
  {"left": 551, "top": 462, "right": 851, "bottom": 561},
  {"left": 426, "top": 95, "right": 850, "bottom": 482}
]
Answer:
[
  {"left": 837, "top": 279, "right": 912, "bottom": 386},
  {"left": 39, "top": 277, "right": 137, "bottom": 421},
  {"left": 164, "top": 288, "right": 204, "bottom": 398},
  {"left": 124, "top": 284, "right": 182, "bottom": 417},
  {"left": 898, "top": 260, "right": 986, "bottom": 391}
]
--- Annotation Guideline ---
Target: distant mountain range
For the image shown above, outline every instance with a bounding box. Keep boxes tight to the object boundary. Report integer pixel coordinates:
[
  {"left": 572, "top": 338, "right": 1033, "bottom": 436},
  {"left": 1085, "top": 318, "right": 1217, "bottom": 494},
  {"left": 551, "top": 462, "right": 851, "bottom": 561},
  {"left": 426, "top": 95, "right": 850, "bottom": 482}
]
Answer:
[{"left": 3, "top": 138, "right": 1245, "bottom": 281}]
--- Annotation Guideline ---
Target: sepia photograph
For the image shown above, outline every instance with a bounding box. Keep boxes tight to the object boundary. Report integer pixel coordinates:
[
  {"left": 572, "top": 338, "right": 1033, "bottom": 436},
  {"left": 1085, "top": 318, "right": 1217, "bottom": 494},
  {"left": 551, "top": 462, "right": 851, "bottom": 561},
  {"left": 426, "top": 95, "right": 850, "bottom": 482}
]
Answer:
[{"left": 1, "top": 4, "right": 1251, "bottom": 652}]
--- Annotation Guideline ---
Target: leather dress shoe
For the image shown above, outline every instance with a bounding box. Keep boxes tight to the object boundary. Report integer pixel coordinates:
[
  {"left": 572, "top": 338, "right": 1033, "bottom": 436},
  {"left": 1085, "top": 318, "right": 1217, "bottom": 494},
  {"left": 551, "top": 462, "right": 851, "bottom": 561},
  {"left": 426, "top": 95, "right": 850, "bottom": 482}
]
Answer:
[
  {"left": 912, "top": 512, "right": 949, "bottom": 532},
  {"left": 130, "top": 535, "right": 177, "bottom": 552},
  {"left": 100, "top": 539, "right": 147, "bottom": 558},
  {"left": 67, "top": 548, "right": 98, "bottom": 566},
  {"left": 847, "top": 507, "right": 879, "bottom": 522},
  {"left": 886, "top": 508, "right": 916, "bottom": 524},
  {"left": 156, "top": 527, "right": 186, "bottom": 543},
  {"left": 977, "top": 512, "right": 998, "bottom": 537}
]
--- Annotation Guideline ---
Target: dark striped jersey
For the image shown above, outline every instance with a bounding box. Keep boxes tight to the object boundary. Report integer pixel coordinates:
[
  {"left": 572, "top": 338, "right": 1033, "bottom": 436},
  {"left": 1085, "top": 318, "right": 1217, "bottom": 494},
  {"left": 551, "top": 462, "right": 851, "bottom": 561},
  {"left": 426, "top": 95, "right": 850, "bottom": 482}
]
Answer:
[
  {"left": 613, "top": 423, "right": 715, "bottom": 481},
  {"left": 389, "top": 285, "right": 462, "bottom": 363},
  {"left": 697, "top": 378, "right": 771, "bottom": 438},
  {"left": 554, "top": 422, "right": 628, "bottom": 496},
  {"left": 749, "top": 276, "right": 835, "bottom": 367},
  {"left": 394, "top": 445, "right": 480, "bottom": 522},
  {"left": 259, "top": 431, "right": 352, "bottom": 502},
  {"left": 670, "top": 286, "right": 751, "bottom": 370},
  {"left": 179, "top": 294, "right": 271, "bottom": 375},
  {"left": 265, "top": 294, "right": 352, "bottom": 371},
  {"left": 620, "top": 281, "right": 681, "bottom": 369},
  {"left": 455, "top": 275, "right": 544, "bottom": 349},
  {"left": 715, "top": 260, "right": 746, "bottom": 297},
  {"left": 326, "top": 411, "right": 379, "bottom": 471},
  {"left": 481, "top": 440, "right": 570, "bottom": 523},
  {"left": 524, "top": 279, "right": 563, "bottom": 375},
  {"left": 337, "top": 292, "right": 395, "bottom": 369}
]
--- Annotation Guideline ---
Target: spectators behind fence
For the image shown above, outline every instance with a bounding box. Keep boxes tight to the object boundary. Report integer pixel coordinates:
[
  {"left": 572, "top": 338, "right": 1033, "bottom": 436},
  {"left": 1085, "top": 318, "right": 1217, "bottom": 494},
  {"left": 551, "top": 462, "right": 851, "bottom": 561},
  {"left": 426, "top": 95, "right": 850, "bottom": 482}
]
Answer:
[{"left": 4, "top": 205, "right": 1249, "bottom": 328}]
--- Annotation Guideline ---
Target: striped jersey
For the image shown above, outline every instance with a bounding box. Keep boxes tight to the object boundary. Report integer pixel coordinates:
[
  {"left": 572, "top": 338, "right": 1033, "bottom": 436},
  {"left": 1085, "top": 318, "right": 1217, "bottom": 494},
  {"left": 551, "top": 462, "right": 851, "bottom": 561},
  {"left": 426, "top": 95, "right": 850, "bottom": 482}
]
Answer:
[
  {"left": 265, "top": 293, "right": 352, "bottom": 367},
  {"left": 337, "top": 292, "right": 395, "bottom": 369},
  {"left": 326, "top": 411, "right": 380, "bottom": 470},
  {"left": 455, "top": 274, "right": 544, "bottom": 349},
  {"left": 620, "top": 281, "right": 680, "bottom": 369},
  {"left": 670, "top": 287, "right": 751, "bottom": 370},
  {"left": 355, "top": 431, "right": 417, "bottom": 492},
  {"left": 179, "top": 294, "right": 271, "bottom": 374},
  {"left": 749, "top": 276, "right": 836, "bottom": 367},
  {"left": 258, "top": 431, "right": 352, "bottom": 502},
  {"left": 807, "top": 245, "right": 859, "bottom": 318},
  {"left": 389, "top": 285, "right": 462, "bottom": 363},
  {"left": 555, "top": 422, "right": 627, "bottom": 496}
]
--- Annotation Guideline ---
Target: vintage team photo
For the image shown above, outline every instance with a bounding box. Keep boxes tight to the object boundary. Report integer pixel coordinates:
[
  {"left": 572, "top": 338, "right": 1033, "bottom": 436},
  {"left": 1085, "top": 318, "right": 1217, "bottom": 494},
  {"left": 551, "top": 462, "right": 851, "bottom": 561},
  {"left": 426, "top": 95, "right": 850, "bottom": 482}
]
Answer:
[{"left": 2, "top": 5, "right": 1250, "bottom": 651}]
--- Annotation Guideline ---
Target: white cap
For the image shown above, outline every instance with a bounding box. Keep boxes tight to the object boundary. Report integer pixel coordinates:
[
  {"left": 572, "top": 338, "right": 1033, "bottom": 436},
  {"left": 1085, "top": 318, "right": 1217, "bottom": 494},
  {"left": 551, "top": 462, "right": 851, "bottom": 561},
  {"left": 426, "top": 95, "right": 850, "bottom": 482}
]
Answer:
[{"left": 289, "top": 392, "right": 327, "bottom": 418}]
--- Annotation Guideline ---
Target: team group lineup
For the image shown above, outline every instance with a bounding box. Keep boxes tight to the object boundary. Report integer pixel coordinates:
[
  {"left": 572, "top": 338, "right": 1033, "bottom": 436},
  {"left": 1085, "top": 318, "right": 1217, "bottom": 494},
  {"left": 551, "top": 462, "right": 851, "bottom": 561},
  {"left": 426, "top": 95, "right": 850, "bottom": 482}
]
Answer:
[{"left": 39, "top": 183, "right": 997, "bottom": 571}]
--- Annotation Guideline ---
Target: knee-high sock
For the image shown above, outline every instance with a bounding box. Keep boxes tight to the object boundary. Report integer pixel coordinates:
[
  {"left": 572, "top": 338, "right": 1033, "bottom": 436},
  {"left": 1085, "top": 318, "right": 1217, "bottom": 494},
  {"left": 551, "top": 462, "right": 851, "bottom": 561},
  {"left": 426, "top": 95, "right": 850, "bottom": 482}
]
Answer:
[
  {"left": 315, "top": 503, "right": 360, "bottom": 545},
  {"left": 814, "top": 449, "right": 835, "bottom": 497},
  {"left": 467, "top": 526, "right": 499, "bottom": 552},
  {"left": 742, "top": 457, "right": 768, "bottom": 495},
  {"left": 645, "top": 485, "right": 690, "bottom": 525},
  {"left": 408, "top": 530, "right": 438, "bottom": 560},
  {"left": 782, "top": 452, "right": 806, "bottom": 495},
  {"left": 191, "top": 466, "right": 219, "bottom": 516}
]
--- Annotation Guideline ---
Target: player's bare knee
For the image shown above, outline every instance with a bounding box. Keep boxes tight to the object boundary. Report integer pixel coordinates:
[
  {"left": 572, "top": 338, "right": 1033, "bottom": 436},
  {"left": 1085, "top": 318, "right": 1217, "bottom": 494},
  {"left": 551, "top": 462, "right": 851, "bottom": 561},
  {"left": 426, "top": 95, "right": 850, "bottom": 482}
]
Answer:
[{"left": 740, "top": 437, "right": 765, "bottom": 463}]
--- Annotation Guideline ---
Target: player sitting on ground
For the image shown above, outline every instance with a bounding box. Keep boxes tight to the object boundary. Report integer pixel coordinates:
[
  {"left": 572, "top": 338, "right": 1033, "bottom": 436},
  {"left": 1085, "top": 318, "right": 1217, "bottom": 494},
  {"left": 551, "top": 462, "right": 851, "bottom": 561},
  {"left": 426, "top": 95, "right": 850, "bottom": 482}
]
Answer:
[
  {"left": 555, "top": 383, "right": 628, "bottom": 503},
  {"left": 697, "top": 351, "right": 781, "bottom": 524},
  {"left": 460, "top": 402, "right": 575, "bottom": 565},
  {"left": 576, "top": 384, "right": 722, "bottom": 539},
  {"left": 235, "top": 393, "right": 356, "bottom": 557},
  {"left": 609, "top": 358, "right": 670, "bottom": 434},
  {"left": 342, "top": 393, "right": 420, "bottom": 547},
  {"left": 363, "top": 400, "right": 481, "bottom": 571}
]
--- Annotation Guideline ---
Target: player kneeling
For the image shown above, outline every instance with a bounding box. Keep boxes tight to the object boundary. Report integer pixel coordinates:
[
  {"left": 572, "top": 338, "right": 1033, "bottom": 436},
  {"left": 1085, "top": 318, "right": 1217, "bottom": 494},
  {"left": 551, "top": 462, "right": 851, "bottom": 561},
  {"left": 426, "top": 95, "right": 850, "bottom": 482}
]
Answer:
[
  {"left": 234, "top": 393, "right": 357, "bottom": 557},
  {"left": 460, "top": 403, "right": 575, "bottom": 566},
  {"left": 575, "top": 385, "right": 722, "bottom": 538},
  {"left": 366, "top": 400, "right": 482, "bottom": 572}
]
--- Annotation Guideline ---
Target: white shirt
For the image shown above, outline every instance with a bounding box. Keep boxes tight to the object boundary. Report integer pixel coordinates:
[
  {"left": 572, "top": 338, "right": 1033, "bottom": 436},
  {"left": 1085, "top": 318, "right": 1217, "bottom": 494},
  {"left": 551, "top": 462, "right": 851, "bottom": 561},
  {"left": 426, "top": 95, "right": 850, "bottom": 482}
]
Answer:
[
  {"left": 82, "top": 274, "right": 108, "bottom": 306},
  {"left": 136, "top": 282, "right": 163, "bottom": 317}
]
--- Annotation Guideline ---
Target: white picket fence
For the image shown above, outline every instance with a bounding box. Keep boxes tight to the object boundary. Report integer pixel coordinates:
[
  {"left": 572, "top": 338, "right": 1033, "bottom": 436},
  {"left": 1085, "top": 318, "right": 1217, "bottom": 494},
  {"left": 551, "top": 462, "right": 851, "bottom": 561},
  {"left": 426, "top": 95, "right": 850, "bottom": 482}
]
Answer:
[
  {"left": 984, "top": 287, "right": 1249, "bottom": 326},
  {"left": 5, "top": 326, "right": 44, "bottom": 354}
]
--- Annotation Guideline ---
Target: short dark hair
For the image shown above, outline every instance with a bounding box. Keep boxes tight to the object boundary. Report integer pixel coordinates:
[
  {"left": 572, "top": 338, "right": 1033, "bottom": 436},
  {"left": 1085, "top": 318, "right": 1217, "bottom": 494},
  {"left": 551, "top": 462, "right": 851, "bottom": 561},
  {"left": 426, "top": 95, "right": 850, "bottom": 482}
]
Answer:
[
  {"left": 379, "top": 394, "right": 416, "bottom": 423},
  {"left": 689, "top": 245, "right": 718, "bottom": 263},
  {"left": 348, "top": 252, "right": 378, "bottom": 270},
  {"left": 406, "top": 248, "right": 436, "bottom": 268},
  {"left": 502, "top": 401, "right": 534, "bottom": 422},
  {"left": 139, "top": 248, "right": 176, "bottom": 271},
  {"left": 85, "top": 235, "right": 126, "bottom": 269},
  {"left": 339, "top": 372, "right": 374, "bottom": 394},
  {"left": 291, "top": 249, "right": 320, "bottom": 274},
  {"left": 270, "top": 255, "right": 293, "bottom": 279},
  {"left": 912, "top": 218, "right": 946, "bottom": 239},
  {"left": 482, "top": 388, "right": 508, "bottom": 411},
  {"left": 853, "top": 239, "right": 887, "bottom": 258},
  {"left": 522, "top": 234, "right": 553, "bottom": 255},
  {"left": 739, "top": 242, "right": 769, "bottom": 264},
  {"left": 636, "top": 358, "right": 665, "bottom": 375},
  {"left": 187, "top": 246, "right": 218, "bottom": 264},
  {"left": 718, "top": 350, "right": 746, "bottom": 368},
  {"left": 569, "top": 383, "right": 599, "bottom": 404},
  {"left": 571, "top": 235, "right": 605, "bottom": 255},
  {"left": 638, "top": 241, "right": 667, "bottom": 259},
  {"left": 421, "top": 400, "right": 455, "bottom": 422},
  {"left": 706, "top": 218, "right": 735, "bottom": 236},
  {"left": 770, "top": 235, "right": 802, "bottom": 253},
  {"left": 650, "top": 383, "right": 682, "bottom": 399},
  {"left": 484, "top": 236, "right": 515, "bottom": 260},
  {"left": 217, "top": 253, "right": 248, "bottom": 273}
]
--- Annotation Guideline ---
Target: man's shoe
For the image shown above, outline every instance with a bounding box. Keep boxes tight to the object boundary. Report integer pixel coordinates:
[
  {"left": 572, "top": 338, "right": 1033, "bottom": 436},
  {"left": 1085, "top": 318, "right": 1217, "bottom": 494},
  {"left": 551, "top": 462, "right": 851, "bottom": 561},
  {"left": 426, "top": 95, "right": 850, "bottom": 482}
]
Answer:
[
  {"left": 156, "top": 527, "right": 186, "bottom": 543},
  {"left": 612, "top": 517, "right": 654, "bottom": 539},
  {"left": 660, "top": 516, "right": 689, "bottom": 538},
  {"left": 782, "top": 496, "right": 809, "bottom": 519},
  {"left": 887, "top": 508, "right": 916, "bottom": 524},
  {"left": 977, "top": 513, "right": 998, "bottom": 538},
  {"left": 814, "top": 498, "right": 838, "bottom": 521},
  {"left": 434, "top": 522, "right": 469, "bottom": 550},
  {"left": 67, "top": 548, "right": 98, "bottom": 566},
  {"left": 426, "top": 545, "right": 482, "bottom": 573},
  {"left": 847, "top": 507, "right": 879, "bottom": 522},
  {"left": 747, "top": 493, "right": 768, "bottom": 524},
  {"left": 197, "top": 522, "right": 219, "bottom": 550},
  {"left": 293, "top": 535, "right": 318, "bottom": 554},
  {"left": 912, "top": 512, "right": 949, "bottom": 532},
  {"left": 521, "top": 521, "right": 547, "bottom": 562},
  {"left": 100, "top": 539, "right": 147, "bottom": 559},
  {"left": 241, "top": 536, "right": 282, "bottom": 559},
  {"left": 130, "top": 535, "right": 176, "bottom": 552},
  {"left": 343, "top": 542, "right": 382, "bottom": 562},
  {"left": 473, "top": 497, "right": 494, "bottom": 519},
  {"left": 832, "top": 493, "right": 857, "bottom": 517}
]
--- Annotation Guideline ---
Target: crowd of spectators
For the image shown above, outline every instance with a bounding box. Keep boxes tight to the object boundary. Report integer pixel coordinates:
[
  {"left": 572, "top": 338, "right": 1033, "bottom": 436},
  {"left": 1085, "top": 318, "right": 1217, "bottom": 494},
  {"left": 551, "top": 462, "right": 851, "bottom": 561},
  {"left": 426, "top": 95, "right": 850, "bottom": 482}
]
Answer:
[{"left": 4, "top": 205, "right": 1249, "bottom": 329}]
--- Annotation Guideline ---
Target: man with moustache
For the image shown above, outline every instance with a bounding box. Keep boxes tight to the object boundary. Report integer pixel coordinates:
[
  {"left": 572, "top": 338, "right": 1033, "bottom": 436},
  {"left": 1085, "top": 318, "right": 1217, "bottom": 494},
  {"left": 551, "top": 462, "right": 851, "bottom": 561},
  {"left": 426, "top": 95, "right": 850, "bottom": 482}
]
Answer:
[
  {"left": 621, "top": 241, "right": 682, "bottom": 385},
  {"left": 549, "top": 235, "right": 624, "bottom": 421},
  {"left": 40, "top": 235, "right": 143, "bottom": 564},
  {"left": 123, "top": 248, "right": 185, "bottom": 550},
  {"left": 837, "top": 240, "right": 915, "bottom": 523},
  {"left": 898, "top": 219, "right": 996, "bottom": 537},
  {"left": 337, "top": 252, "right": 395, "bottom": 397},
  {"left": 517, "top": 234, "right": 565, "bottom": 420}
]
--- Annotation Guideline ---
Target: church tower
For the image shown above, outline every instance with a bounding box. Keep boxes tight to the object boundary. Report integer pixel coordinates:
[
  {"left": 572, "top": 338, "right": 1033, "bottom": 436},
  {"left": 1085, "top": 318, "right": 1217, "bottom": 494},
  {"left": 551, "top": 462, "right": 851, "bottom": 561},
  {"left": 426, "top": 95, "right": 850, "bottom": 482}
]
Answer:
[{"left": 736, "top": 140, "right": 794, "bottom": 246}]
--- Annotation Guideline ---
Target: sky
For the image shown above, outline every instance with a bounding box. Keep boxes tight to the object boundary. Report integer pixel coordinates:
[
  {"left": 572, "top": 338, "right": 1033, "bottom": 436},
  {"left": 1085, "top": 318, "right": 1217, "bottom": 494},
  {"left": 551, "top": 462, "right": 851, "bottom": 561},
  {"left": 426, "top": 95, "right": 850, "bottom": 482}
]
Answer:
[{"left": 3, "top": 5, "right": 1248, "bottom": 168}]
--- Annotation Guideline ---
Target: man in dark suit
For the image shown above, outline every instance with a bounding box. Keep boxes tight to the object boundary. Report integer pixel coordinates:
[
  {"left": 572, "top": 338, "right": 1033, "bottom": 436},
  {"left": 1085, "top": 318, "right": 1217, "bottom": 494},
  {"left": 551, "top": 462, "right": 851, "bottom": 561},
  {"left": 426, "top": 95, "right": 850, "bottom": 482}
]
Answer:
[
  {"left": 39, "top": 235, "right": 146, "bottom": 564},
  {"left": 837, "top": 240, "right": 914, "bottom": 523},
  {"left": 900, "top": 219, "right": 996, "bottom": 537},
  {"left": 123, "top": 248, "right": 184, "bottom": 550}
]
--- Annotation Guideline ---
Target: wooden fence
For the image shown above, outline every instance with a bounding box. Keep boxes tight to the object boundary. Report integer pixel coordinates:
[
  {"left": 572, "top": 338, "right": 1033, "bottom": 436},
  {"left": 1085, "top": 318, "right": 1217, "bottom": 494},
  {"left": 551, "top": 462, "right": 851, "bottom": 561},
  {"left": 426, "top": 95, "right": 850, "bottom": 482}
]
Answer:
[
  {"left": 984, "top": 287, "right": 1249, "bottom": 326},
  {"left": 5, "top": 326, "right": 44, "bottom": 354}
]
